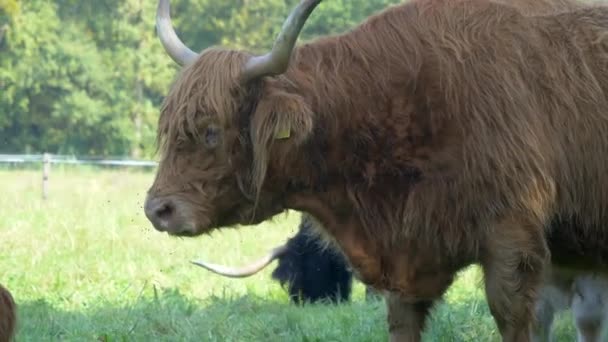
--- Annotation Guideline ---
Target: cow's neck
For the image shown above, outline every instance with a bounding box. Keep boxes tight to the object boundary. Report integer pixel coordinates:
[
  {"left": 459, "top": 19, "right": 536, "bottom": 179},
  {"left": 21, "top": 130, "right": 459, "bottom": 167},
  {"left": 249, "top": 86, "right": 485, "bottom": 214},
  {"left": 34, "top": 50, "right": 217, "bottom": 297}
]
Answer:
[
  {"left": 271, "top": 42, "right": 475, "bottom": 296},
  {"left": 283, "top": 188, "right": 466, "bottom": 298}
]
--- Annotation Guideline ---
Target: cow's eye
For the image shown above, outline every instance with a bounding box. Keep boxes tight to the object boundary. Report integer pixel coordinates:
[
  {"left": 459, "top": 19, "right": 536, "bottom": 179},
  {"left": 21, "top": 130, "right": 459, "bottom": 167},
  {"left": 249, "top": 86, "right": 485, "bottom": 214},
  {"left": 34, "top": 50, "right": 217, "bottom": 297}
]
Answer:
[{"left": 204, "top": 124, "right": 221, "bottom": 148}]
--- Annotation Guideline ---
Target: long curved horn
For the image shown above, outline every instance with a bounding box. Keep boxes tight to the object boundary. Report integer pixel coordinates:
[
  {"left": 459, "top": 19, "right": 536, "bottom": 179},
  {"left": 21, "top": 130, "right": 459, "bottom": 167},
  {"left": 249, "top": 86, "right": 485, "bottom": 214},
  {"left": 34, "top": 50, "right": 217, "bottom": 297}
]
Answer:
[
  {"left": 242, "top": 0, "right": 322, "bottom": 82},
  {"left": 156, "top": 0, "right": 199, "bottom": 66},
  {"left": 190, "top": 244, "right": 288, "bottom": 278}
]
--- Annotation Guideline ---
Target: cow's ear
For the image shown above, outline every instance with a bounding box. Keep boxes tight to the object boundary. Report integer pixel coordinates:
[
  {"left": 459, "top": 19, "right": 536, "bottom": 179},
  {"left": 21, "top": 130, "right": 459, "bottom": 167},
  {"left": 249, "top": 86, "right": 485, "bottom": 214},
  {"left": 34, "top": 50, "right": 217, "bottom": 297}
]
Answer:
[
  {"left": 251, "top": 89, "right": 314, "bottom": 144},
  {"left": 249, "top": 88, "right": 314, "bottom": 191}
]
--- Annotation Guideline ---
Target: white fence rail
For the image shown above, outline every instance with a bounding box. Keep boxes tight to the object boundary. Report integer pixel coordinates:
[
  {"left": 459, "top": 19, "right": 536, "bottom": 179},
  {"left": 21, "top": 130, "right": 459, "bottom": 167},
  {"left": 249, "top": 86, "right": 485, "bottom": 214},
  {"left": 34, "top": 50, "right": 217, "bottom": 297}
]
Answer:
[
  {"left": 0, "top": 154, "right": 158, "bottom": 167},
  {"left": 0, "top": 153, "right": 158, "bottom": 199}
]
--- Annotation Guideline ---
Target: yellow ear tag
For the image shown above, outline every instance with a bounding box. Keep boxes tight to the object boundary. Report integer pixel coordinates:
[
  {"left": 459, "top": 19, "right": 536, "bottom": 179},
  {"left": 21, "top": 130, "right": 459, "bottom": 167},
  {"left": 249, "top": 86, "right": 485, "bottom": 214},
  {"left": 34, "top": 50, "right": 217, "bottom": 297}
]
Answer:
[{"left": 274, "top": 126, "right": 291, "bottom": 140}]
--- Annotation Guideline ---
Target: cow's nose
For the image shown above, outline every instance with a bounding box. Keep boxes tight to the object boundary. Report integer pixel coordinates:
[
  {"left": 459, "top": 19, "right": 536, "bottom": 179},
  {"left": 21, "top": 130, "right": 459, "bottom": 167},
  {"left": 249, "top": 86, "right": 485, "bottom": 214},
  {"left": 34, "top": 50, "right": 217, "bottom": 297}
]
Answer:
[{"left": 144, "top": 196, "right": 176, "bottom": 231}]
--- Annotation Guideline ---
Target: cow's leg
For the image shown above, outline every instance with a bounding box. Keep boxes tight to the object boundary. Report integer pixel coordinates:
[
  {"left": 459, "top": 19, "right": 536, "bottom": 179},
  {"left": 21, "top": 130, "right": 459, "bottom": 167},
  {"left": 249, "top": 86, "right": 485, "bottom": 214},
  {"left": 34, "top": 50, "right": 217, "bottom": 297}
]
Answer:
[
  {"left": 385, "top": 292, "right": 434, "bottom": 342},
  {"left": 531, "top": 296, "right": 555, "bottom": 342},
  {"left": 572, "top": 275, "right": 608, "bottom": 342},
  {"left": 481, "top": 217, "right": 549, "bottom": 342},
  {"left": 366, "top": 285, "right": 382, "bottom": 301},
  {"left": 531, "top": 284, "right": 565, "bottom": 342}
]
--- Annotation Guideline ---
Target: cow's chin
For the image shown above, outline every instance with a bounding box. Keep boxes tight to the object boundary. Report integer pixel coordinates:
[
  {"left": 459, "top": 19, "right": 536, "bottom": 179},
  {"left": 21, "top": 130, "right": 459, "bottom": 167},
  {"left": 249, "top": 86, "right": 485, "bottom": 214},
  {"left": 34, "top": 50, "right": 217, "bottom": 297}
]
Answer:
[
  {"left": 164, "top": 207, "right": 261, "bottom": 237},
  {"left": 164, "top": 217, "right": 210, "bottom": 237},
  {"left": 215, "top": 204, "right": 274, "bottom": 228},
  {"left": 164, "top": 199, "right": 284, "bottom": 237}
]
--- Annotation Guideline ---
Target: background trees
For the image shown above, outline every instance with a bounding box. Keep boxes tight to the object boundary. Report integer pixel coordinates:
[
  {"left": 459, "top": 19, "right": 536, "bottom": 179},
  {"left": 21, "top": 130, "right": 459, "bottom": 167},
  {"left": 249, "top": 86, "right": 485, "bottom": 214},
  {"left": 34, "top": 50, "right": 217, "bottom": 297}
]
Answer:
[{"left": 0, "top": 0, "right": 400, "bottom": 158}]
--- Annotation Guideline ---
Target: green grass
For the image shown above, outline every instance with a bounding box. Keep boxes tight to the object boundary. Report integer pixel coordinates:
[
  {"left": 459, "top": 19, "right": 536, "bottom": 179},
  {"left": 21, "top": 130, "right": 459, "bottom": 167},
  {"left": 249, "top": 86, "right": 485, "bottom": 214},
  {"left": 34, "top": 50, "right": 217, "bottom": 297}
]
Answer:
[{"left": 0, "top": 167, "right": 577, "bottom": 341}]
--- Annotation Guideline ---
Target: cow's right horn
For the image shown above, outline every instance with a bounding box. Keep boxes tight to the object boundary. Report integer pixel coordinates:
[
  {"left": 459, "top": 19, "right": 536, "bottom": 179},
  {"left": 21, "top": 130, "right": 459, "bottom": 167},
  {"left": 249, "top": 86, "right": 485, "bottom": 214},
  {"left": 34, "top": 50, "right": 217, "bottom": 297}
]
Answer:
[
  {"left": 156, "top": 0, "right": 199, "bottom": 66},
  {"left": 242, "top": 0, "right": 322, "bottom": 82},
  {"left": 190, "top": 244, "right": 288, "bottom": 278}
]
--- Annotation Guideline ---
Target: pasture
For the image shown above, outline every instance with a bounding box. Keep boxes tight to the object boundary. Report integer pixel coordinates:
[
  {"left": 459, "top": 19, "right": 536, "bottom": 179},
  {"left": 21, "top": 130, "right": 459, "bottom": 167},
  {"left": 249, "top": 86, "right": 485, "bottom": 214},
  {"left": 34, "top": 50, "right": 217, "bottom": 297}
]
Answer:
[{"left": 0, "top": 167, "right": 577, "bottom": 341}]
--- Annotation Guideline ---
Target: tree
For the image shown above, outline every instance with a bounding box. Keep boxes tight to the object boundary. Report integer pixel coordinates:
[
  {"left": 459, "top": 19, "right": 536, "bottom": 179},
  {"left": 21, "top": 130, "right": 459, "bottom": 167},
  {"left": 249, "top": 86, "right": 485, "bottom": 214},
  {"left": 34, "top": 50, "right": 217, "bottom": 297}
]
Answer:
[
  {"left": 0, "top": 0, "right": 402, "bottom": 158},
  {"left": 0, "top": 1, "right": 119, "bottom": 154}
]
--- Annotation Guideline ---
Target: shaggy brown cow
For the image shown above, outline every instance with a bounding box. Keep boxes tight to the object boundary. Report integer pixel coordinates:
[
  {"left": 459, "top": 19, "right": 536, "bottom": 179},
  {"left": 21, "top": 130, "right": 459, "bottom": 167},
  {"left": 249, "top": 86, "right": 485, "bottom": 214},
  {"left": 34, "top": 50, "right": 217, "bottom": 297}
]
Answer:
[
  {"left": 145, "top": 0, "right": 608, "bottom": 341},
  {"left": 0, "top": 284, "right": 16, "bottom": 342}
]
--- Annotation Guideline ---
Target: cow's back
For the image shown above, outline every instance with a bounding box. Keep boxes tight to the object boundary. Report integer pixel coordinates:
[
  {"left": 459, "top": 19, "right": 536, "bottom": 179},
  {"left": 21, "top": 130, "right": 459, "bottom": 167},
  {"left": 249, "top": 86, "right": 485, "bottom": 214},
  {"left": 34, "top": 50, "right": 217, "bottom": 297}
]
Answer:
[
  {"left": 383, "top": 0, "right": 608, "bottom": 247},
  {"left": 492, "top": 0, "right": 582, "bottom": 15},
  {"left": 503, "top": 3, "right": 608, "bottom": 269}
]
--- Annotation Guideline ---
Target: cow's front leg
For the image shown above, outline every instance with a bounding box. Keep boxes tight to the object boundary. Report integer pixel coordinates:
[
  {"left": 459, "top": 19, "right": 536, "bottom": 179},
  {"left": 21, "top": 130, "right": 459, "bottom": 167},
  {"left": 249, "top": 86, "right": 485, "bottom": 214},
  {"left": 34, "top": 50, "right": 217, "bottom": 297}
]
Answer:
[
  {"left": 531, "top": 285, "right": 559, "bottom": 342},
  {"left": 481, "top": 216, "right": 549, "bottom": 342},
  {"left": 385, "top": 292, "right": 434, "bottom": 342}
]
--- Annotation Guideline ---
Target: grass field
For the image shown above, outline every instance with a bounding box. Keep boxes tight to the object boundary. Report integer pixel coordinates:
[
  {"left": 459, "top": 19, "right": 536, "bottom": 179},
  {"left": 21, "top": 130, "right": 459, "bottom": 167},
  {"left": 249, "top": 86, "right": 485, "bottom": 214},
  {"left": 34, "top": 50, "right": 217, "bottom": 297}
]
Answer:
[{"left": 0, "top": 167, "right": 578, "bottom": 341}]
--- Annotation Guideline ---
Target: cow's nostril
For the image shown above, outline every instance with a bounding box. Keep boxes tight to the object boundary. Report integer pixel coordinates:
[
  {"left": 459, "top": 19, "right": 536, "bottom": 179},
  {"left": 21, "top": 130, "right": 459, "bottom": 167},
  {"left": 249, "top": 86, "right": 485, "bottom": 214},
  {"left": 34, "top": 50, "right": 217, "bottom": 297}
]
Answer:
[
  {"left": 144, "top": 196, "right": 177, "bottom": 230},
  {"left": 155, "top": 202, "right": 174, "bottom": 220}
]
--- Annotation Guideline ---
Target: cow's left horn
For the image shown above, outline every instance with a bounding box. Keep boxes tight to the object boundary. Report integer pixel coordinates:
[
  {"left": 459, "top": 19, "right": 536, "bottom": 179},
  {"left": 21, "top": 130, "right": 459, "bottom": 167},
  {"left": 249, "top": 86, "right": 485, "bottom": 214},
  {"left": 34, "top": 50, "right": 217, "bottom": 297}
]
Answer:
[
  {"left": 156, "top": 0, "right": 199, "bottom": 66},
  {"left": 242, "top": 0, "right": 322, "bottom": 82},
  {"left": 190, "top": 244, "right": 288, "bottom": 278}
]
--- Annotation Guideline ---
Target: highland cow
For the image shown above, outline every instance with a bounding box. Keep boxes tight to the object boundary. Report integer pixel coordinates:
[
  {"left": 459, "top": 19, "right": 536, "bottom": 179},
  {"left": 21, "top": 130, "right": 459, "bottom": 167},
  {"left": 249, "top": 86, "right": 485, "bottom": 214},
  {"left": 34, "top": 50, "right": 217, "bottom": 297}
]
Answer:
[
  {"left": 0, "top": 284, "right": 16, "bottom": 342},
  {"left": 145, "top": 0, "right": 608, "bottom": 340}
]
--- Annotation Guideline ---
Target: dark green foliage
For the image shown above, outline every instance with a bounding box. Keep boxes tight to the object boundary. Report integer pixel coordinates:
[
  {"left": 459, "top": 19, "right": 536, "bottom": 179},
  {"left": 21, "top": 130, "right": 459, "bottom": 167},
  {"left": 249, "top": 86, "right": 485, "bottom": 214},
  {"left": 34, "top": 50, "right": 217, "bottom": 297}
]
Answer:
[{"left": 0, "top": 0, "right": 401, "bottom": 158}]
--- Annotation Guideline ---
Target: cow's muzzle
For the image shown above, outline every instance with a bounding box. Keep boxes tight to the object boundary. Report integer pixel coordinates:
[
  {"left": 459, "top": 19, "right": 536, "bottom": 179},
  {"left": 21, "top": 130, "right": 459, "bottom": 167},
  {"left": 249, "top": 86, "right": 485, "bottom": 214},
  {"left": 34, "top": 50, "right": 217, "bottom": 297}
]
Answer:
[{"left": 144, "top": 194, "right": 195, "bottom": 236}]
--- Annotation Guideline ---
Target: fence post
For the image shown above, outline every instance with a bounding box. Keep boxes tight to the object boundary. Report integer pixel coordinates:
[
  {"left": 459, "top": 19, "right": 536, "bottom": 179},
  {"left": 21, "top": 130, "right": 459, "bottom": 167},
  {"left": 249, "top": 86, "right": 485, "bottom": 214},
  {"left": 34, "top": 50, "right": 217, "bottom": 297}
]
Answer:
[{"left": 42, "top": 153, "right": 50, "bottom": 200}]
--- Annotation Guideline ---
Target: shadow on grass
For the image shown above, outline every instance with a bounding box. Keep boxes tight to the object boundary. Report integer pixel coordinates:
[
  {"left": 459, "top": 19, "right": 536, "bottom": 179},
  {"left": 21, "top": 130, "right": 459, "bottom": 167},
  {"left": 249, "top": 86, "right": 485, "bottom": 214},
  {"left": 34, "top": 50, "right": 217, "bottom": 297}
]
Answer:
[
  {"left": 14, "top": 287, "right": 577, "bottom": 342},
  {"left": 14, "top": 287, "right": 386, "bottom": 342}
]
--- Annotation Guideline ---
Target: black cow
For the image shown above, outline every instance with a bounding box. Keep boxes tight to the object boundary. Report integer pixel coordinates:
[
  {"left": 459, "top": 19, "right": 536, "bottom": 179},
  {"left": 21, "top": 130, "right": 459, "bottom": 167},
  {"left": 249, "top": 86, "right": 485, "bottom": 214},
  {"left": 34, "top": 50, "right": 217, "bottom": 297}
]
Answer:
[
  {"left": 271, "top": 215, "right": 353, "bottom": 304},
  {"left": 191, "top": 214, "right": 355, "bottom": 304}
]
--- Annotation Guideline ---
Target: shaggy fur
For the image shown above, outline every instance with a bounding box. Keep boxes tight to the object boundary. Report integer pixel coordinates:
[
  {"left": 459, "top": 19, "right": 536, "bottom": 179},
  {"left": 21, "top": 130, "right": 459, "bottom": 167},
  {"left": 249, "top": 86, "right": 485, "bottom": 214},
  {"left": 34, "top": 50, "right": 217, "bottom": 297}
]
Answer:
[
  {"left": 146, "top": 0, "right": 608, "bottom": 340},
  {"left": 271, "top": 214, "right": 353, "bottom": 304},
  {"left": 0, "top": 284, "right": 15, "bottom": 342},
  {"left": 278, "top": 213, "right": 608, "bottom": 339}
]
